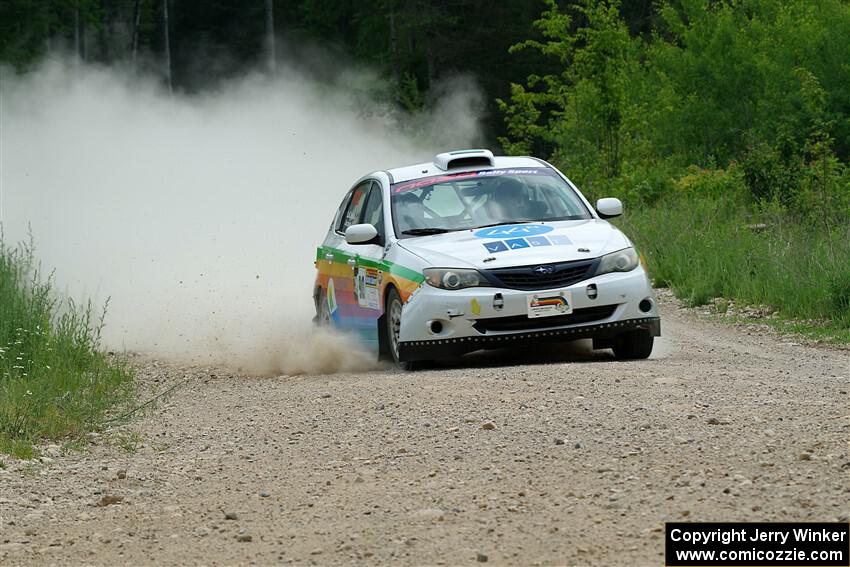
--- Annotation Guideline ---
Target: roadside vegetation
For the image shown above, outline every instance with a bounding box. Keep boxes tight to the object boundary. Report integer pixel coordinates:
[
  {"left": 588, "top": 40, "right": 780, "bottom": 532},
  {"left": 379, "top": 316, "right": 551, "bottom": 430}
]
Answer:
[
  {"left": 498, "top": 0, "right": 850, "bottom": 337},
  {"left": 622, "top": 168, "right": 850, "bottom": 339},
  {"left": 0, "top": 238, "right": 133, "bottom": 458}
]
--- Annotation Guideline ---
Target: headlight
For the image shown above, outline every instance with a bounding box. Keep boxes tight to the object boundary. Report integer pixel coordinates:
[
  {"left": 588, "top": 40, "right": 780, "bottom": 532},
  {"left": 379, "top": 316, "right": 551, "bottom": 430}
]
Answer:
[
  {"left": 423, "top": 268, "right": 483, "bottom": 290},
  {"left": 595, "top": 247, "right": 639, "bottom": 276}
]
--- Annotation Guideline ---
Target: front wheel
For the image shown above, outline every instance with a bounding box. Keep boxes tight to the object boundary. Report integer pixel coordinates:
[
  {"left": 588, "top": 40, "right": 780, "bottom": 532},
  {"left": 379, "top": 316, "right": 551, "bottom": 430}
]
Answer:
[
  {"left": 385, "top": 287, "right": 427, "bottom": 371},
  {"left": 612, "top": 329, "right": 654, "bottom": 360}
]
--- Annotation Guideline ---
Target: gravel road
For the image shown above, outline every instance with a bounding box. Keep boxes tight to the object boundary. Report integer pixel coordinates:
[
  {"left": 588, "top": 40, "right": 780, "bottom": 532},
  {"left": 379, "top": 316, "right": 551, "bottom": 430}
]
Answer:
[{"left": 1, "top": 292, "right": 848, "bottom": 566}]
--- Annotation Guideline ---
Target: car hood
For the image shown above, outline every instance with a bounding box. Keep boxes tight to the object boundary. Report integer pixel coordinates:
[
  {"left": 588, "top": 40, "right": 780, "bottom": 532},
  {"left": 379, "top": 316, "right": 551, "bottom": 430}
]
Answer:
[{"left": 396, "top": 220, "right": 630, "bottom": 269}]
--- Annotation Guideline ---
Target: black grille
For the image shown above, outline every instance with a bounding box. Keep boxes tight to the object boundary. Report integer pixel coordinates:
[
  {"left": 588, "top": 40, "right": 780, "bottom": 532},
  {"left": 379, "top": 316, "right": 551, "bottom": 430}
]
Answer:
[
  {"left": 483, "top": 259, "right": 597, "bottom": 290},
  {"left": 473, "top": 305, "right": 617, "bottom": 334}
]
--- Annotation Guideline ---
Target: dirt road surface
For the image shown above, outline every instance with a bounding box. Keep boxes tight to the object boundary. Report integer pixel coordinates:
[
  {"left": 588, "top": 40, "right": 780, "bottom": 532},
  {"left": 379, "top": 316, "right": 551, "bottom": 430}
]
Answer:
[{"left": 1, "top": 293, "right": 848, "bottom": 566}]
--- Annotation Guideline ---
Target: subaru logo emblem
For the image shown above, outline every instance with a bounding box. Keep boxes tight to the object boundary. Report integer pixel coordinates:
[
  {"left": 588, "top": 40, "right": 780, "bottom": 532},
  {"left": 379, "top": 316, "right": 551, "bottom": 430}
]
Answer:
[{"left": 533, "top": 265, "right": 555, "bottom": 275}]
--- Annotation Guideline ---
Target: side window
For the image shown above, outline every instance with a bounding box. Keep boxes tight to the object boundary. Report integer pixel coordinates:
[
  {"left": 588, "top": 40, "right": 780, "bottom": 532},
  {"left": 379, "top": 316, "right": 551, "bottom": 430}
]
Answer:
[
  {"left": 361, "top": 182, "right": 385, "bottom": 241},
  {"left": 338, "top": 181, "right": 371, "bottom": 233},
  {"left": 332, "top": 192, "right": 350, "bottom": 230}
]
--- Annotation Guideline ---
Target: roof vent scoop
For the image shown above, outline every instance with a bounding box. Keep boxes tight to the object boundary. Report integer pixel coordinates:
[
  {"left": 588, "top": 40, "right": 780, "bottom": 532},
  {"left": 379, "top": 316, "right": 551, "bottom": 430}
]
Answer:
[{"left": 433, "top": 149, "right": 495, "bottom": 171}]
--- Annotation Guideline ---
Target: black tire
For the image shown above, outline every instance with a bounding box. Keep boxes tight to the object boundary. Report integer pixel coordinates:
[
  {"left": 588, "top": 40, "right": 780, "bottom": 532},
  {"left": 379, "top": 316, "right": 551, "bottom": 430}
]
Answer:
[
  {"left": 315, "top": 288, "right": 331, "bottom": 327},
  {"left": 385, "top": 287, "right": 427, "bottom": 371},
  {"left": 612, "top": 329, "right": 654, "bottom": 360}
]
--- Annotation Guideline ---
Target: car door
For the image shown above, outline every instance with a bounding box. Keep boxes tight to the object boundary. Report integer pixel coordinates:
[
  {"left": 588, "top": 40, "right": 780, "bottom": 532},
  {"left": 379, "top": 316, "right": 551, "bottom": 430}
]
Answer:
[
  {"left": 348, "top": 181, "right": 387, "bottom": 347},
  {"left": 319, "top": 180, "right": 371, "bottom": 330}
]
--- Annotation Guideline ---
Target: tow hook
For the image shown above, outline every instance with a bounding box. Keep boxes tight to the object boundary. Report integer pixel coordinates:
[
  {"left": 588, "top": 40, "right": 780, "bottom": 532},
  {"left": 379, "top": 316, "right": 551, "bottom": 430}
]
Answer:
[{"left": 493, "top": 293, "right": 504, "bottom": 310}]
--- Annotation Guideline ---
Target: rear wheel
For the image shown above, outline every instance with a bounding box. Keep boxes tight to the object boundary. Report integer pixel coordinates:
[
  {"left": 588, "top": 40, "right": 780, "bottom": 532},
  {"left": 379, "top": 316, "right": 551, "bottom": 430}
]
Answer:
[
  {"left": 612, "top": 329, "right": 654, "bottom": 360},
  {"left": 386, "top": 287, "right": 427, "bottom": 371}
]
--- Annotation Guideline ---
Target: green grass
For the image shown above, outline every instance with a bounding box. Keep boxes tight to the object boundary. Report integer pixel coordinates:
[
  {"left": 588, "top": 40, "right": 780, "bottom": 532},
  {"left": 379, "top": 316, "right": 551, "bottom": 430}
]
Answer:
[
  {"left": 0, "top": 237, "right": 134, "bottom": 458},
  {"left": 111, "top": 430, "right": 142, "bottom": 454},
  {"left": 765, "top": 319, "right": 850, "bottom": 345},
  {"left": 619, "top": 194, "right": 850, "bottom": 338}
]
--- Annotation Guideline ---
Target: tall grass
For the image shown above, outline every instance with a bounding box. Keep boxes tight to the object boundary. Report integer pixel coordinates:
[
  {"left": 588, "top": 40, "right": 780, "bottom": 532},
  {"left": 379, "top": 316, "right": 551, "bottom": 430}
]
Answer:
[
  {"left": 622, "top": 195, "right": 850, "bottom": 328},
  {"left": 0, "top": 238, "right": 133, "bottom": 458}
]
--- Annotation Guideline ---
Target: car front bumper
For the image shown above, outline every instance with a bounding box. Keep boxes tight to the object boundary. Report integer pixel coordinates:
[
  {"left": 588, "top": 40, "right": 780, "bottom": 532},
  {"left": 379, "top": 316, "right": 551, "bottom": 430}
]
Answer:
[{"left": 397, "top": 267, "right": 660, "bottom": 362}]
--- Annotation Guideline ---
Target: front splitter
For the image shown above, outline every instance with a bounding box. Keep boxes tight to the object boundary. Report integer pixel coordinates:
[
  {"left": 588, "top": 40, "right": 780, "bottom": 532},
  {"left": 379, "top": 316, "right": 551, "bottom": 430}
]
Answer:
[{"left": 397, "top": 316, "right": 660, "bottom": 361}]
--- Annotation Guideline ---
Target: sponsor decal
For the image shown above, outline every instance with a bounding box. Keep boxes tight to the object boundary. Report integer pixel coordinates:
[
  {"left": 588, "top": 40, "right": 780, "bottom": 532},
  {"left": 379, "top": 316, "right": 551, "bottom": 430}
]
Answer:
[
  {"left": 474, "top": 224, "right": 553, "bottom": 239},
  {"left": 526, "top": 236, "right": 552, "bottom": 247},
  {"left": 527, "top": 292, "right": 572, "bottom": 318},
  {"left": 483, "top": 241, "right": 509, "bottom": 253},
  {"left": 547, "top": 234, "right": 572, "bottom": 245},
  {"left": 392, "top": 167, "right": 555, "bottom": 194},
  {"left": 327, "top": 278, "right": 340, "bottom": 323},
  {"left": 505, "top": 238, "right": 530, "bottom": 250},
  {"left": 470, "top": 298, "right": 481, "bottom": 316},
  {"left": 481, "top": 233, "right": 573, "bottom": 254},
  {"left": 532, "top": 296, "right": 567, "bottom": 308},
  {"left": 355, "top": 267, "right": 381, "bottom": 310},
  {"left": 474, "top": 168, "right": 548, "bottom": 177}
]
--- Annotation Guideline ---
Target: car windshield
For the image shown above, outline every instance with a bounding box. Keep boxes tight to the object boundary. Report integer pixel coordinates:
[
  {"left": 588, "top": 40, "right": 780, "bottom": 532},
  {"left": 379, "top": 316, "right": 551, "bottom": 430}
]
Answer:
[{"left": 390, "top": 168, "right": 591, "bottom": 237}]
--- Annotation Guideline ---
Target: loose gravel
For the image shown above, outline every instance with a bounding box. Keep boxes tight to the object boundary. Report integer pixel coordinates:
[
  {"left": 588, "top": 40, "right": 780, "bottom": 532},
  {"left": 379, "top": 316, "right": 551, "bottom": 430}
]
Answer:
[{"left": 1, "top": 292, "right": 848, "bottom": 566}]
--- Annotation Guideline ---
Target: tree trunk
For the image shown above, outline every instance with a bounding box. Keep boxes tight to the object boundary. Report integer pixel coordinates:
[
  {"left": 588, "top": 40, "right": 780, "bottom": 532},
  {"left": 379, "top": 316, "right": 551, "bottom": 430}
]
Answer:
[
  {"left": 74, "top": 4, "right": 80, "bottom": 59},
  {"left": 98, "top": 7, "right": 110, "bottom": 63},
  {"left": 163, "top": 0, "right": 172, "bottom": 93},
  {"left": 131, "top": 0, "right": 143, "bottom": 66},
  {"left": 44, "top": 2, "right": 52, "bottom": 54},
  {"left": 81, "top": 21, "right": 88, "bottom": 62},
  {"left": 388, "top": 1, "right": 398, "bottom": 79},
  {"left": 265, "top": 0, "right": 276, "bottom": 74}
]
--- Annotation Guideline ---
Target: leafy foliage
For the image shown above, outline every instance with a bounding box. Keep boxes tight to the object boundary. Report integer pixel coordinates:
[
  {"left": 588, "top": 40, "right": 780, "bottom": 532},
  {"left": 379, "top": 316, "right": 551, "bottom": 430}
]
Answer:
[
  {"left": 499, "top": 0, "right": 634, "bottom": 177},
  {"left": 497, "top": 0, "right": 850, "bottom": 331}
]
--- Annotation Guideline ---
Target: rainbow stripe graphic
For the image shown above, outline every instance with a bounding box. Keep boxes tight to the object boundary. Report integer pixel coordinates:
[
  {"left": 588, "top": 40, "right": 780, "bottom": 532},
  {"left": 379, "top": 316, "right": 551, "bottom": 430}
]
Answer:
[
  {"left": 314, "top": 246, "right": 424, "bottom": 347},
  {"left": 531, "top": 296, "right": 568, "bottom": 308}
]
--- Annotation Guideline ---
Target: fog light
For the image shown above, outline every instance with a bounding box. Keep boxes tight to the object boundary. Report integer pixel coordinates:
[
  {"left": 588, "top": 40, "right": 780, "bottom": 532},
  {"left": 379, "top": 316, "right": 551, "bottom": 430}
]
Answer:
[
  {"left": 586, "top": 284, "right": 598, "bottom": 300},
  {"left": 639, "top": 298, "right": 653, "bottom": 313},
  {"left": 429, "top": 320, "right": 444, "bottom": 334}
]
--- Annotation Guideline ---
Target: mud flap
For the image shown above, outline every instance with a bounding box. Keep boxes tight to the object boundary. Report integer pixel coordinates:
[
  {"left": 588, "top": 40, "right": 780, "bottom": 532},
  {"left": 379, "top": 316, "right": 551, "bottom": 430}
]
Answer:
[{"left": 377, "top": 312, "right": 391, "bottom": 360}]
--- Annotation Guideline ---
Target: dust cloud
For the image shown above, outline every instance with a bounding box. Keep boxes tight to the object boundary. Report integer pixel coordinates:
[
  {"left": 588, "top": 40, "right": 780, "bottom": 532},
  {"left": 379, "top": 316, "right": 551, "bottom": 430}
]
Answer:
[{"left": 0, "top": 59, "right": 484, "bottom": 375}]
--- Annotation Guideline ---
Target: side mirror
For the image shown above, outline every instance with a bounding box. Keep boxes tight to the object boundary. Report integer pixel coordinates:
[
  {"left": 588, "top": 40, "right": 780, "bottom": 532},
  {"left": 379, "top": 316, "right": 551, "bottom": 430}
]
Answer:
[
  {"left": 345, "top": 223, "right": 379, "bottom": 245},
  {"left": 596, "top": 197, "right": 623, "bottom": 219}
]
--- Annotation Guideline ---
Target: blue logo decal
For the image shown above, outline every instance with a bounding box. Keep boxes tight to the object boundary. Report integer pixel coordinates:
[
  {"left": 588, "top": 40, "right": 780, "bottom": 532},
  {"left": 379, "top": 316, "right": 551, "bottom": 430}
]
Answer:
[
  {"left": 474, "top": 224, "right": 553, "bottom": 239},
  {"left": 526, "top": 236, "right": 551, "bottom": 247},
  {"left": 483, "top": 241, "right": 508, "bottom": 253},
  {"left": 505, "top": 238, "right": 530, "bottom": 250},
  {"left": 548, "top": 234, "right": 572, "bottom": 245}
]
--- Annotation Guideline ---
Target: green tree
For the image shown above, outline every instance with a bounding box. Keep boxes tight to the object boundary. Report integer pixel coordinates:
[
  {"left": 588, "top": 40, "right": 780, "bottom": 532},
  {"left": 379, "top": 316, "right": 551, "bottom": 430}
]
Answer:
[{"left": 499, "top": 0, "right": 634, "bottom": 177}]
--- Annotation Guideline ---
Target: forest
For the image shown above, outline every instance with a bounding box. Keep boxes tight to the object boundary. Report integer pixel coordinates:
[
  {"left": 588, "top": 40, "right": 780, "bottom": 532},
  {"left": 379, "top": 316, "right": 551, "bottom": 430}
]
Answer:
[{"left": 2, "top": 0, "right": 849, "bottom": 335}]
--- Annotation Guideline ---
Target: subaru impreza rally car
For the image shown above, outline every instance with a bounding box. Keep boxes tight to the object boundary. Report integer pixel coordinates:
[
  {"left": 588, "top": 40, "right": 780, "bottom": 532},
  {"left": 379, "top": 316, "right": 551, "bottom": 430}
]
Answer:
[{"left": 313, "top": 149, "right": 660, "bottom": 369}]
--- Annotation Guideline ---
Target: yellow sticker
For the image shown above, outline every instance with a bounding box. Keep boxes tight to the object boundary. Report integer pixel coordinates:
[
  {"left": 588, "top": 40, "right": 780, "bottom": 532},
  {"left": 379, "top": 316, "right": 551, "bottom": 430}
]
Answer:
[{"left": 470, "top": 298, "right": 481, "bottom": 316}]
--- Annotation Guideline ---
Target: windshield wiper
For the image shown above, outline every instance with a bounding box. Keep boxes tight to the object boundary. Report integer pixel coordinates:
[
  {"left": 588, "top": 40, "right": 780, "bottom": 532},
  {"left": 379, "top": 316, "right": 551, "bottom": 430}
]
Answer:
[
  {"left": 401, "top": 228, "right": 453, "bottom": 235},
  {"left": 472, "top": 220, "right": 533, "bottom": 230}
]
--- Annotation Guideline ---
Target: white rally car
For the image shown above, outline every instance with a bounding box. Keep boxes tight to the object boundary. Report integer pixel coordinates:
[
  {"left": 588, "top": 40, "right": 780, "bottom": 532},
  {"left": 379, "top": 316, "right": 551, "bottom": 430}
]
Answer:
[{"left": 314, "top": 149, "right": 660, "bottom": 369}]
